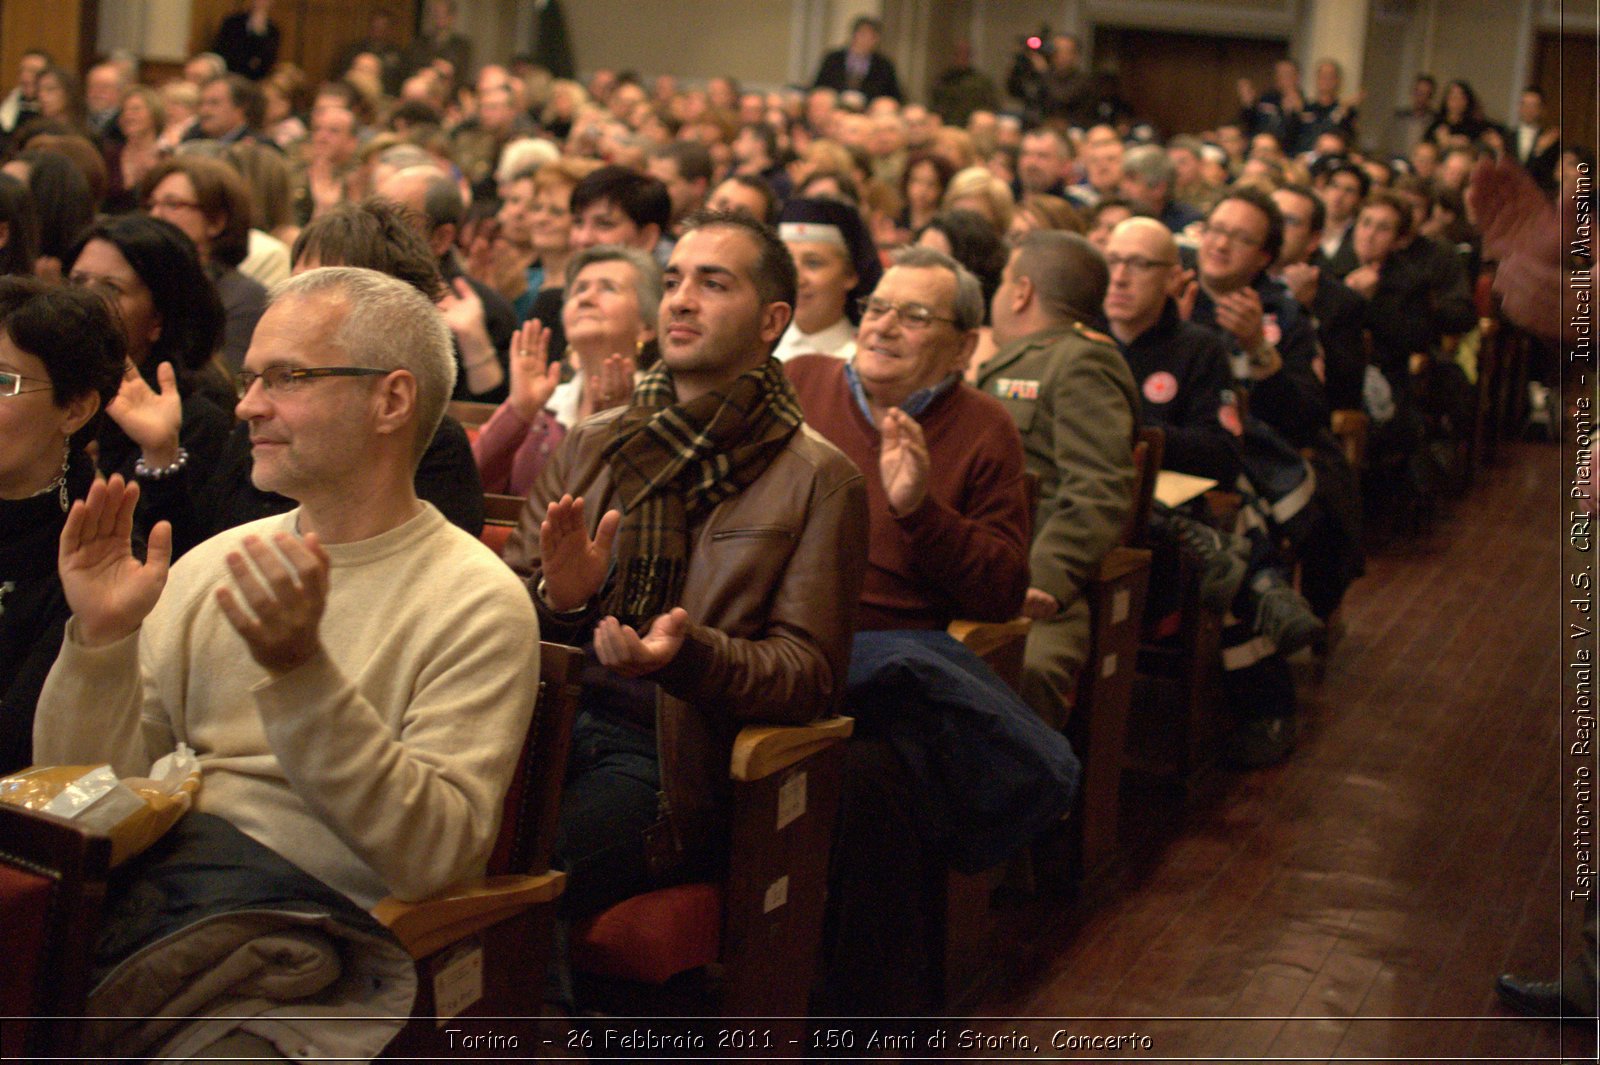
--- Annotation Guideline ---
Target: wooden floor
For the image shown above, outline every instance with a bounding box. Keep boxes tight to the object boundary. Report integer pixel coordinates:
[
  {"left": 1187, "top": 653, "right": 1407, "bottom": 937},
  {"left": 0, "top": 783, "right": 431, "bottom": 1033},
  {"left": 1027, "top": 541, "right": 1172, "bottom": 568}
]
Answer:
[{"left": 957, "top": 441, "right": 1595, "bottom": 1063}]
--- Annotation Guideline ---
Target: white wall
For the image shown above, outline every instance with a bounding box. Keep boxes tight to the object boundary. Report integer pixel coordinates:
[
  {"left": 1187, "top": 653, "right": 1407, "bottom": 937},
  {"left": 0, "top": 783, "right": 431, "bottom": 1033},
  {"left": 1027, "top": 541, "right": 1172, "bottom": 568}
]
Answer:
[{"left": 97, "top": 0, "right": 194, "bottom": 63}]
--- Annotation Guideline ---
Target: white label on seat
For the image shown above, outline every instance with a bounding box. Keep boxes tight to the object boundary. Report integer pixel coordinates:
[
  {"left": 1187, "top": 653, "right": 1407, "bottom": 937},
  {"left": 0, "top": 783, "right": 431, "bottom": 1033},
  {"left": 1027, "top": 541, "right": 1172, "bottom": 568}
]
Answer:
[
  {"left": 433, "top": 941, "right": 484, "bottom": 1023},
  {"left": 1101, "top": 652, "right": 1118, "bottom": 679},
  {"left": 763, "top": 875, "right": 789, "bottom": 913},
  {"left": 776, "top": 770, "right": 807, "bottom": 831},
  {"left": 1112, "top": 589, "right": 1130, "bottom": 624}
]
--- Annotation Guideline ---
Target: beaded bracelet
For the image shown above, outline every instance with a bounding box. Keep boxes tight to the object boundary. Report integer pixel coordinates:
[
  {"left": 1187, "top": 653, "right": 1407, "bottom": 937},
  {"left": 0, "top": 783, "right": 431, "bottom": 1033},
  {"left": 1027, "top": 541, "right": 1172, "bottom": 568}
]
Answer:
[{"left": 134, "top": 447, "right": 190, "bottom": 480}]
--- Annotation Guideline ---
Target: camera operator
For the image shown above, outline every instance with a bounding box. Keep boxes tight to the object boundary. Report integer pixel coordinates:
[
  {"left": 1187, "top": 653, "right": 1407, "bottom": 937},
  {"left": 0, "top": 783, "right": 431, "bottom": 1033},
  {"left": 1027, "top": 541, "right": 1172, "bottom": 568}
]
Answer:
[{"left": 1007, "top": 31, "right": 1097, "bottom": 130}]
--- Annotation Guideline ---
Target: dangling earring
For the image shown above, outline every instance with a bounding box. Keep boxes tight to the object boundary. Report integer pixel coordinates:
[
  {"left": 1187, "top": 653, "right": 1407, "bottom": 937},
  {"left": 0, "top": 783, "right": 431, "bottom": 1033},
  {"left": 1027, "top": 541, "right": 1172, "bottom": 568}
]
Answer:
[{"left": 55, "top": 444, "right": 70, "bottom": 513}]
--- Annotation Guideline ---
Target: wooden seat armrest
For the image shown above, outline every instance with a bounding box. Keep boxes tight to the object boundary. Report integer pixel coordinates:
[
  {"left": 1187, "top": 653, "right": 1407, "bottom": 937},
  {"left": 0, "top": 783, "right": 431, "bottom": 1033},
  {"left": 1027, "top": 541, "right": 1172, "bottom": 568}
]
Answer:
[
  {"left": 1095, "top": 545, "right": 1152, "bottom": 583},
  {"left": 372, "top": 871, "right": 566, "bottom": 959},
  {"left": 731, "top": 716, "right": 854, "bottom": 782},
  {"left": 946, "top": 616, "right": 1031, "bottom": 660},
  {"left": 1330, "top": 409, "right": 1368, "bottom": 434}
]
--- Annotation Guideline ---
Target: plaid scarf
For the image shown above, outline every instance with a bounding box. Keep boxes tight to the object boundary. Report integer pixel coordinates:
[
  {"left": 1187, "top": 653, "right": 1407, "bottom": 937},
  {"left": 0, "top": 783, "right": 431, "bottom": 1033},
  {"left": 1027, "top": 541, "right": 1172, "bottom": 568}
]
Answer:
[{"left": 600, "top": 356, "right": 804, "bottom": 627}]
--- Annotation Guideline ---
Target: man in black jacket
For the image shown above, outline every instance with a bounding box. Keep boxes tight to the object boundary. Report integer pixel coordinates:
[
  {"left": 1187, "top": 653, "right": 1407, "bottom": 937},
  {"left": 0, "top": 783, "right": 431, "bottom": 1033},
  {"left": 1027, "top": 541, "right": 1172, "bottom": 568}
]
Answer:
[
  {"left": 1103, "top": 218, "right": 1240, "bottom": 487},
  {"left": 812, "top": 16, "right": 903, "bottom": 103},
  {"left": 1192, "top": 188, "right": 1328, "bottom": 450},
  {"left": 1271, "top": 183, "right": 1367, "bottom": 412}
]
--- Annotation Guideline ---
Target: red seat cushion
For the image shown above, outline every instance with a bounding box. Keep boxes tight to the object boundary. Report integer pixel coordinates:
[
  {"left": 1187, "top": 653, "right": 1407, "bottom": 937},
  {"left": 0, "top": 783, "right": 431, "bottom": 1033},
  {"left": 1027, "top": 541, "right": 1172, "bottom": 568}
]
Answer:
[
  {"left": 570, "top": 882, "right": 723, "bottom": 984},
  {"left": 480, "top": 523, "right": 515, "bottom": 555},
  {"left": 0, "top": 863, "right": 54, "bottom": 1058},
  {"left": 1151, "top": 609, "right": 1182, "bottom": 641}
]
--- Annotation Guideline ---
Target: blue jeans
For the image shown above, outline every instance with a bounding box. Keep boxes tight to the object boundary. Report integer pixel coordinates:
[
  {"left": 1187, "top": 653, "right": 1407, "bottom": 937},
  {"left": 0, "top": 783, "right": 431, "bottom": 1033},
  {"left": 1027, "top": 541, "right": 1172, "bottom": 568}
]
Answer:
[{"left": 553, "top": 707, "right": 663, "bottom": 920}]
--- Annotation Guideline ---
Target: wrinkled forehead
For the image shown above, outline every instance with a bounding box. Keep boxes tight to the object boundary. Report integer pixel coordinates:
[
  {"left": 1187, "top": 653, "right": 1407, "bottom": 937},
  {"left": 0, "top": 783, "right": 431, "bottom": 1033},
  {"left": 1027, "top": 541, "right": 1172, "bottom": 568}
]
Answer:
[{"left": 875, "top": 264, "right": 956, "bottom": 314}]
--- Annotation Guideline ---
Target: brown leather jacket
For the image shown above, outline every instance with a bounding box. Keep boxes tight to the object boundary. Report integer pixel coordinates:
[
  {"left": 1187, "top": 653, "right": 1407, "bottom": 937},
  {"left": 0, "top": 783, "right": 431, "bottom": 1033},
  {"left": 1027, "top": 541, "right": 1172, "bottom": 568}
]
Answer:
[{"left": 502, "top": 405, "right": 869, "bottom": 855}]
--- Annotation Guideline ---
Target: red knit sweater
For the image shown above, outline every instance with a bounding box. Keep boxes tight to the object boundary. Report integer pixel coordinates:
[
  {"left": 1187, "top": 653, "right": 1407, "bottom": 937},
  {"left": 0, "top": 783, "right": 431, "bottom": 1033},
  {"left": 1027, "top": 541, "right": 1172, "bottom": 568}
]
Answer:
[{"left": 785, "top": 354, "right": 1031, "bottom": 631}]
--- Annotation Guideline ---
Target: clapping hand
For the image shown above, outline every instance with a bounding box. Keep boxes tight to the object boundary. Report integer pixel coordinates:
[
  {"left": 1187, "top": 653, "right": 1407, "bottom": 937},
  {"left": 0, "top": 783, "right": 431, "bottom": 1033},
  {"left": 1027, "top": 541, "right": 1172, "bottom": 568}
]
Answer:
[
  {"left": 594, "top": 607, "right": 689, "bottom": 677},
  {"left": 107, "top": 361, "right": 183, "bottom": 469},
  {"left": 587, "top": 351, "right": 636, "bottom": 413},
  {"left": 58, "top": 475, "right": 172, "bottom": 647},
  {"left": 538, "top": 494, "right": 622, "bottom": 612},
  {"left": 1280, "top": 262, "right": 1320, "bottom": 309},
  {"left": 214, "top": 532, "right": 331, "bottom": 674},
  {"left": 1213, "top": 286, "right": 1266, "bottom": 350},
  {"left": 507, "top": 320, "right": 562, "bottom": 421},
  {"left": 1344, "top": 263, "right": 1380, "bottom": 300},
  {"left": 1170, "top": 267, "right": 1199, "bottom": 320},
  {"left": 1023, "top": 588, "right": 1061, "bottom": 620},
  {"left": 879, "top": 408, "right": 930, "bottom": 517}
]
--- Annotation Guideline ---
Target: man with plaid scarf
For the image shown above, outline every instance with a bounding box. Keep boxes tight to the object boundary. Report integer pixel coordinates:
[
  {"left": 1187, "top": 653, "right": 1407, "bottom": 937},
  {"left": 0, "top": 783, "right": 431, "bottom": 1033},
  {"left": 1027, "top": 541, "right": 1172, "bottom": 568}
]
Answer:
[{"left": 503, "top": 212, "right": 868, "bottom": 938}]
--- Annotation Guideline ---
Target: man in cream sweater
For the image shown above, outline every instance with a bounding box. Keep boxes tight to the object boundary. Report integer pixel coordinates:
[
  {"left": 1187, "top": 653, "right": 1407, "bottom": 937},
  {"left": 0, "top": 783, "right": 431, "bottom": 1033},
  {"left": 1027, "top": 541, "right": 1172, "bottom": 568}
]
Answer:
[{"left": 35, "top": 267, "right": 540, "bottom": 910}]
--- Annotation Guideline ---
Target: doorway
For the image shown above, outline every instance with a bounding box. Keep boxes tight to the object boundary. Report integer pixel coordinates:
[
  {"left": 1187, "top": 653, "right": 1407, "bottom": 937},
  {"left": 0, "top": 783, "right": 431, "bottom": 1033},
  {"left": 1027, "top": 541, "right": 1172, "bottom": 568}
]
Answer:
[{"left": 1092, "top": 26, "right": 1288, "bottom": 138}]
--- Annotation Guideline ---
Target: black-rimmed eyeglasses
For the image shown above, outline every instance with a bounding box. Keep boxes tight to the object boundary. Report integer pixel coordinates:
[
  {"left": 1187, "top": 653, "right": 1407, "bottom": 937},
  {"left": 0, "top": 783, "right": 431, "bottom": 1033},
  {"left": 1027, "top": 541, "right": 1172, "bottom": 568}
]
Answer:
[{"left": 234, "top": 365, "right": 391, "bottom": 399}]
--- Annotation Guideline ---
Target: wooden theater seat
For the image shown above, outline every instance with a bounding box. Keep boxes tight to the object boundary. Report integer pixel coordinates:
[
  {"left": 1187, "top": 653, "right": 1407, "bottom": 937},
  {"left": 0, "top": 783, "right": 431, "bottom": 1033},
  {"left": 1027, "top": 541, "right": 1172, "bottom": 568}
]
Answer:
[
  {"left": 378, "top": 641, "right": 582, "bottom": 1056},
  {"left": 479, "top": 493, "right": 525, "bottom": 556},
  {"left": 568, "top": 715, "right": 854, "bottom": 1049},
  {"left": 0, "top": 803, "right": 112, "bottom": 1061}
]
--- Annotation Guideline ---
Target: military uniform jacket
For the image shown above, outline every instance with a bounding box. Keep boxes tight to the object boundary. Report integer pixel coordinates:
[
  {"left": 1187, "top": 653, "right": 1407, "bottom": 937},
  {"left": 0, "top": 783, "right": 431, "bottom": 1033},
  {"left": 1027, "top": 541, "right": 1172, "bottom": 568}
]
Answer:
[{"left": 975, "top": 323, "right": 1138, "bottom": 608}]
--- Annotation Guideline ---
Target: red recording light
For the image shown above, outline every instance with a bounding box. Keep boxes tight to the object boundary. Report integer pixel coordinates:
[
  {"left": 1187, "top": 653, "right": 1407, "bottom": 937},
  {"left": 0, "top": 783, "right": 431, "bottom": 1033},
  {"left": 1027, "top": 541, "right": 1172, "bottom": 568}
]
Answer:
[{"left": 1027, "top": 36, "right": 1043, "bottom": 49}]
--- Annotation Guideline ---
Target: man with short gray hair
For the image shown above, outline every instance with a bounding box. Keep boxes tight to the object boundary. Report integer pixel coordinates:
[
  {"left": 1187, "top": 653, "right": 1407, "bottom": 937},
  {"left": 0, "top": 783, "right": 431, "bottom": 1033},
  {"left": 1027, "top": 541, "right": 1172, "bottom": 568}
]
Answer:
[
  {"left": 1120, "top": 142, "right": 1203, "bottom": 232},
  {"left": 38, "top": 266, "right": 541, "bottom": 920}
]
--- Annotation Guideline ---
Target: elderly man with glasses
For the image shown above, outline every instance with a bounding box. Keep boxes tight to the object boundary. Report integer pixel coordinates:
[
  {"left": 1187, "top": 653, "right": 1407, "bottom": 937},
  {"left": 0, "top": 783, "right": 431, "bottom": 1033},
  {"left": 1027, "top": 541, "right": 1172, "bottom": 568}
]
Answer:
[
  {"left": 34, "top": 267, "right": 540, "bottom": 1058},
  {"left": 787, "top": 247, "right": 1079, "bottom": 1014}
]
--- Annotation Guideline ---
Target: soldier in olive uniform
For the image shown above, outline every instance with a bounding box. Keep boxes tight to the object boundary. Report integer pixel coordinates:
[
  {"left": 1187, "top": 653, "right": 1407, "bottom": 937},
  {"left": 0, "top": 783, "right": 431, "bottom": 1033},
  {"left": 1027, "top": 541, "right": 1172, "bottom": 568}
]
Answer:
[{"left": 977, "top": 231, "right": 1138, "bottom": 728}]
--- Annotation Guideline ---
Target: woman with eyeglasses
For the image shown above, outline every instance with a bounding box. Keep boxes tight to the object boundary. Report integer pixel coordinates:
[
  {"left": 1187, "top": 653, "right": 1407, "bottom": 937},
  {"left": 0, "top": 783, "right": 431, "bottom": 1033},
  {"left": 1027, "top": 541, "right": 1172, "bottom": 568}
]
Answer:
[
  {"left": 473, "top": 244, "right": 660, "bottom": 497},
  {"left": 137, "top": 155, "right": 267, "bottom": 369},
  {"left": 0, "top": 277, "right": 125, "bottom": 775},
  {"left": 65, "top": 214, "right": 235, "bottom": 554}
]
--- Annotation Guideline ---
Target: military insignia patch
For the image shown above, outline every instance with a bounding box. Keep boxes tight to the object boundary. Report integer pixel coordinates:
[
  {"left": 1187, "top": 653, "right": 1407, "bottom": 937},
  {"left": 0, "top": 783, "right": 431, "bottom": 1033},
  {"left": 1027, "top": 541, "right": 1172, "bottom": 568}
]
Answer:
[{"left": 998, "top": 378, "right": 1040, "bottom": 400}]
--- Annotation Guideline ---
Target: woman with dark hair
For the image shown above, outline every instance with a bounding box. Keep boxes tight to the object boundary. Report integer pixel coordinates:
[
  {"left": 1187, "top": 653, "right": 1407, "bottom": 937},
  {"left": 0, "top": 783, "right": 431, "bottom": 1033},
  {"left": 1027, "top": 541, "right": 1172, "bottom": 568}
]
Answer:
[
  {"left": 103, "top": 85, "right": 165, "bottom": 214},
  {"left": 916, "top": 208, "right": 1008, "bottom": 315},
  {"left": 773, "top": 196, "right": 882, "bottom": 362},
  {"left": 1426, "top": 80, "right": 1493, "bottom": 146},
  {"left": 31, "top": 65, "right": 87, "bottom": 135},
  {"left": 65, "top": 214, "right": 234, "bottom": 550},
  {"left": 898, "top": 151, "right": 955, "bottom": 238},
  {"left": 15, "top": 150, "right": 94, "bottom": 280},
  {"left": 0, "top": 173, "right": 40, "bottom": 276},
  {"left": 917, "top": 208, "right": 1010, "bottom": 376},
  {"left": 138, "top": 154, "right": 267, "bottom": 367},
  {"left": 0, "top": 276, "right": 126, "bottom": 774}
]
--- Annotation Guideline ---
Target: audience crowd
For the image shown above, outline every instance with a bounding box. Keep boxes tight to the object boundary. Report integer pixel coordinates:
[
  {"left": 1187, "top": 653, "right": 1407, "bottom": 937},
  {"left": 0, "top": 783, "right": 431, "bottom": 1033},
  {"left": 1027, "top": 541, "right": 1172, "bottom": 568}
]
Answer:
[{"left": 0, "top": 0, "right": 1585, "bottom": 1049}]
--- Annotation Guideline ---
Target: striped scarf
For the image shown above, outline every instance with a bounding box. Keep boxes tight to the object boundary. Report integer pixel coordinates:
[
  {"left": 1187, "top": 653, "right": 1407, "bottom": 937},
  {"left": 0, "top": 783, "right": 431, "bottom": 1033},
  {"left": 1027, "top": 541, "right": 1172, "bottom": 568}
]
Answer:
[{"left": 600, "top": 356, "right": 804, "bottom": 627}]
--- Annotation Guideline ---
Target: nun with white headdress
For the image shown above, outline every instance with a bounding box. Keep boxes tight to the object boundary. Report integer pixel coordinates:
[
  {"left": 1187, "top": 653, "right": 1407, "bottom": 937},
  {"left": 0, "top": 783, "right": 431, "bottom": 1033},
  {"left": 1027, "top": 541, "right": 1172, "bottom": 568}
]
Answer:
[{"left": 773, "top": 196, "right": 883, "bottom": 362}]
